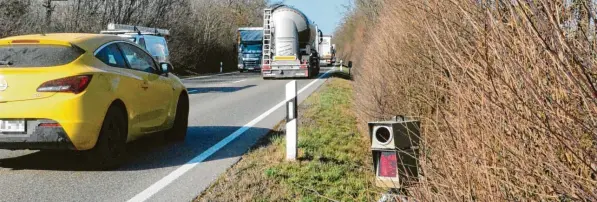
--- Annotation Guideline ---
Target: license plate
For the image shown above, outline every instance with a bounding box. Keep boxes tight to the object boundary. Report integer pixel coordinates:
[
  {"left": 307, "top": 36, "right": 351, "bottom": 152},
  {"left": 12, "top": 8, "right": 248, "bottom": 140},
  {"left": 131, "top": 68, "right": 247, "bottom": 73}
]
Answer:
[{"left": 0, "top": 120, "right": 26, "bottom": 133}]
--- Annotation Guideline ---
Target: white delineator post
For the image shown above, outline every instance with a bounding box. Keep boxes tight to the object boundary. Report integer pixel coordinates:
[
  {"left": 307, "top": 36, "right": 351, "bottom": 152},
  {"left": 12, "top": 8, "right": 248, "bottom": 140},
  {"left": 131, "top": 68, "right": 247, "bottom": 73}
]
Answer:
[
  {"left": 286, "top": 80, "right": 298, "bottom": 161},
  {"left": 340, "top": 60, "right": 343, "bottom": 72},
  {"left": 220, "top": 62, "right": 223, "bottom": 73}
]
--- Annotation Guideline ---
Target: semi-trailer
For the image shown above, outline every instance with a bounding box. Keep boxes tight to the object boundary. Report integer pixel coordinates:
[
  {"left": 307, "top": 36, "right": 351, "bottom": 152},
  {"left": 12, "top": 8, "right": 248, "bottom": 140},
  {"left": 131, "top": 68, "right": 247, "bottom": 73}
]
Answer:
[{"left": 261, "top": 4, "right": 322, "bottom": 79}]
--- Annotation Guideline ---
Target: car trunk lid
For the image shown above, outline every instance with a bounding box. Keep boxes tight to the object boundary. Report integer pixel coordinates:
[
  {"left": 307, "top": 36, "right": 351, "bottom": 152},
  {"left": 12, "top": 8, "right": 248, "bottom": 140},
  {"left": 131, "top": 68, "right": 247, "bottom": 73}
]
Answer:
[{"left": 0, "top": 39, "right": 85, "bottom": 103}]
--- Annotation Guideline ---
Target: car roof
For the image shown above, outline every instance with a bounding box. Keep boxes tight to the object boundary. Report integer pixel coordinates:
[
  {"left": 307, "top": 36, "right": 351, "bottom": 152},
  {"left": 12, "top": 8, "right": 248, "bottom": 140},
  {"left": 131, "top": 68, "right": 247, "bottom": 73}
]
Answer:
[{"left": 0, "top": 33, "right": 128, "bottom": 52}]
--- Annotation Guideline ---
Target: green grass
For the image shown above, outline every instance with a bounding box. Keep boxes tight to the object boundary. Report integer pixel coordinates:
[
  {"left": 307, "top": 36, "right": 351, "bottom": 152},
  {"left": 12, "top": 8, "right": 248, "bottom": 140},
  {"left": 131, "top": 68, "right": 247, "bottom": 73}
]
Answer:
[
  {"left": 268, "top": 78, "right": 372, "bottom": 201},
  {"left": 198, "top": 76, "right": 374, "bottom": 202}
]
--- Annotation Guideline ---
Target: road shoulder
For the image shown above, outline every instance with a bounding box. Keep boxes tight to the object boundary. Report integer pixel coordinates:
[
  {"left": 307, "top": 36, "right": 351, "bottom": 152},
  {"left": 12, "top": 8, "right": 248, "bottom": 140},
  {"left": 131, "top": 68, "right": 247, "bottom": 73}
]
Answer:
[{"left": 196, "top": 73, "right": 375, "bottom": 201}]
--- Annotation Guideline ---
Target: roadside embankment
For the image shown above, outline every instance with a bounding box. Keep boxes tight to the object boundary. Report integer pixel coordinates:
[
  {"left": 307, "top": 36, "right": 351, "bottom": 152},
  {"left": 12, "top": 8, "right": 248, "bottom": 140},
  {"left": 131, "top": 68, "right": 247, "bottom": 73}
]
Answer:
[
  {"left": 197, "top": 73, "right": 375, "bottom": 201},
  {"left": 334, "top": 1, "right": 597, "bottom": 200}
]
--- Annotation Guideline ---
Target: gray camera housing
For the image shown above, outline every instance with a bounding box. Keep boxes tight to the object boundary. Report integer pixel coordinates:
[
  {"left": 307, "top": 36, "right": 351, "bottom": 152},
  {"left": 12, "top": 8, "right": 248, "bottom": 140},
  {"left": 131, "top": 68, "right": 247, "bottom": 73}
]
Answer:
[{"left": 368, "top": 120, "right": 420, "bottom": 150}]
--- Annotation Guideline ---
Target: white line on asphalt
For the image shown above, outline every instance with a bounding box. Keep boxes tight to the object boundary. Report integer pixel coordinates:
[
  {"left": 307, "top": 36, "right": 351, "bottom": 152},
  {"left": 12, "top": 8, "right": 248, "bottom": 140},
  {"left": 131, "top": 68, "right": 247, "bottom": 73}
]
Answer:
[
  {"left": 127, "top": 68, "right": 335, "bottom": 202},
  {"left": 182, "top": 72, "right": 237, "bottom": 80},
  {"left": 231, "top": 79, "right": 247, "bottom": 84}
]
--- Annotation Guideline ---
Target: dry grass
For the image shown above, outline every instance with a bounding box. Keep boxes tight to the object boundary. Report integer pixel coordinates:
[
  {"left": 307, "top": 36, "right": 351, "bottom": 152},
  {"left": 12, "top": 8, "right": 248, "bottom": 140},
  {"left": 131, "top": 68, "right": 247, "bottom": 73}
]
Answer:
[{"left": 335, "top": 0, "right": 597, "bottom": 201}]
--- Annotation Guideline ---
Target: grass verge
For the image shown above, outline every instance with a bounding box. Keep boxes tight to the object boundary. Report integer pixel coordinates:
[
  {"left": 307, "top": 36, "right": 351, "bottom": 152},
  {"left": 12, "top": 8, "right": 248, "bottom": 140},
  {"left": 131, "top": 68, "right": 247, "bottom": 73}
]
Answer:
[{"left": 196, "top": 75, "right": 375, "bottom": 201}]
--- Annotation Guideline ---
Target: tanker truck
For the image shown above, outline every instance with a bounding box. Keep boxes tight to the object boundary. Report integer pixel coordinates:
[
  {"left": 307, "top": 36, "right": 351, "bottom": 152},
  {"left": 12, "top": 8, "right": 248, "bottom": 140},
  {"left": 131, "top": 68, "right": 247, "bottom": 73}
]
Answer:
[{"left": 261, "top": 4, "right": 321, "bottom": 79}]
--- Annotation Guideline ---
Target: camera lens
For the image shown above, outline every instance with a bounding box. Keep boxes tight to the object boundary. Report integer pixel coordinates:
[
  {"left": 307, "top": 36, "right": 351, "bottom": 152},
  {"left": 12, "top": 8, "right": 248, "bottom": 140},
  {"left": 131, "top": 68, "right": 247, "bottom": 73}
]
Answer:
[{"left": 375, "top": 127, "right": 392, "bottom": 144}]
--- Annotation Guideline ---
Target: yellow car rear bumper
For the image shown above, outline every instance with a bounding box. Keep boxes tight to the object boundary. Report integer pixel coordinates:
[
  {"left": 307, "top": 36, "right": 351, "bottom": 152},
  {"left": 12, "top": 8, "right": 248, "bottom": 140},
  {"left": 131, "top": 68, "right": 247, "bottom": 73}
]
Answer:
[{"left": 0, "top": 93, "right": 109, "bottom": 150}]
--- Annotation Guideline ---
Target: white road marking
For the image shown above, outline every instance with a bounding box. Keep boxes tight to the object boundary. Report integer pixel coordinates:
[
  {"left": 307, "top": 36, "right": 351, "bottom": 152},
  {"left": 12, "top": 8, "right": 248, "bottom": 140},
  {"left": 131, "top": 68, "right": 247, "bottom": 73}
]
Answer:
[
  {"left": 182, "top": 72, "right": 237, "bottom": 80},
  {"left": 127, "top": 68, "right": 335, "bottom": 202},
  {"left": 231, "top": 79, "right": 247, "bottom": 84}
]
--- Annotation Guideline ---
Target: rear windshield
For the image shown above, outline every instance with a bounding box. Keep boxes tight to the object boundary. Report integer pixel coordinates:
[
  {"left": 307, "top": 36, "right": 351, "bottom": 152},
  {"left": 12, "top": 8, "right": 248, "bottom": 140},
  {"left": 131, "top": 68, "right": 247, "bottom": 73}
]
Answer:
[{"left": 0, "top": 45, "right": 85, "bottom": 67}]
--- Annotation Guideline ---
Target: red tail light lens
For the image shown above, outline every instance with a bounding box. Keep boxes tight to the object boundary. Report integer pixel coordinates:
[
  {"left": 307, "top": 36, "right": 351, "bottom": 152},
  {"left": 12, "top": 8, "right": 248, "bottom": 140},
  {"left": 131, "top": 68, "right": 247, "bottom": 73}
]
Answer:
[
  {"left": 262, "top": 65, "right": 271, "bottom": 70},
  {"left": 37, "top": 75, "right": 92, "bottom": 94},
  {"left": 378, "top": 151, "right": 398, "bottom": 177}
]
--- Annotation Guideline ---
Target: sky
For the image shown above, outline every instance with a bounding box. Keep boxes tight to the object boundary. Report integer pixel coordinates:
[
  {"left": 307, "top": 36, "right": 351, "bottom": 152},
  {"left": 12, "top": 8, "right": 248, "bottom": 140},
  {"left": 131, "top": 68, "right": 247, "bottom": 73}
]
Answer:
[{"left": 279, "top": 0, "right": 353, "bottom": 35}]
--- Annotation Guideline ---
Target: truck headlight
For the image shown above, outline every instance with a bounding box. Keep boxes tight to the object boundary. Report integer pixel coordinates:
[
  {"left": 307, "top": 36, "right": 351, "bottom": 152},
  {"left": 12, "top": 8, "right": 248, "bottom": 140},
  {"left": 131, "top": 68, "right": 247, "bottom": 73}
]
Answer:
[{"left": 238, "top": 64, "right": 244, "bottom": 68}]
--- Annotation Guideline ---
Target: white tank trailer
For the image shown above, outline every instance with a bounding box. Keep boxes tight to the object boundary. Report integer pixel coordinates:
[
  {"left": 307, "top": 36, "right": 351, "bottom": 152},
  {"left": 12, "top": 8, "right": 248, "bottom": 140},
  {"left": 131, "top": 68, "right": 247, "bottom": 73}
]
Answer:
[{"left": 261, "top": 4, "right": 322, "bottom": 79}]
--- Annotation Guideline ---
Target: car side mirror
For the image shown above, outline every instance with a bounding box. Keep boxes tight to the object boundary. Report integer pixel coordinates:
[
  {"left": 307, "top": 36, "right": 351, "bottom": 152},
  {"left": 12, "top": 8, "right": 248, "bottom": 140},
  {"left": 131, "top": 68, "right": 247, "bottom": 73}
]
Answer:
[
  {"left": 160, "top": 62, "right": 173, "bottom": 74},
  {"left": 348, "top": 61, "right": 353, "bottom": 68}
]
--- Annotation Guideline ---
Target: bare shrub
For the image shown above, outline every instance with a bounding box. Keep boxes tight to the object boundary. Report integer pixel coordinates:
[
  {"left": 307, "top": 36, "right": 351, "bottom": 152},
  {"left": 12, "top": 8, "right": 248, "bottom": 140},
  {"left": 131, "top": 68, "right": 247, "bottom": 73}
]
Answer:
[
  {"left": 0, "top": 0, "right": 266, "bottom": 74},
  {"left": 336, "top": 0, "right": 597, "bottom": 200}
]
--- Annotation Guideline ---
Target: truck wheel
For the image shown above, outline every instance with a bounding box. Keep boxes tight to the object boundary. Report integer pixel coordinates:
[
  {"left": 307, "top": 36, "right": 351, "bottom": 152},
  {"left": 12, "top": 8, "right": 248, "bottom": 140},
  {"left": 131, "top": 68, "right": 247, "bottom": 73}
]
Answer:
[
  {"left": 166, "top": 94, "right": 189, "bottom": 142},
  {"left": 83, "top": 105, "right": 127, "bottom": 170}
]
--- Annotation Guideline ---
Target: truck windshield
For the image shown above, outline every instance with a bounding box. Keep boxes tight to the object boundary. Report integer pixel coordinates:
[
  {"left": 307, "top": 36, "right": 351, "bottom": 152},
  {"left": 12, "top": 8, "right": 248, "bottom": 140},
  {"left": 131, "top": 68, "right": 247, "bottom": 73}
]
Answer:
[{"left": 242, "top": 44, "right": 262, "bottom": 54}]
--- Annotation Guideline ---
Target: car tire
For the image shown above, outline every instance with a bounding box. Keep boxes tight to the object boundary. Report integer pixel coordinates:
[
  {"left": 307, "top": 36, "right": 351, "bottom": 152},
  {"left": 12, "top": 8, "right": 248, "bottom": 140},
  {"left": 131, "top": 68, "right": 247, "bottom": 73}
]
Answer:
[
  {"left": 83, "top": 105, "right": 127, "bottom": 170},
  {"left": 165, "top": 94, "right": 189, "bottom": 142}
]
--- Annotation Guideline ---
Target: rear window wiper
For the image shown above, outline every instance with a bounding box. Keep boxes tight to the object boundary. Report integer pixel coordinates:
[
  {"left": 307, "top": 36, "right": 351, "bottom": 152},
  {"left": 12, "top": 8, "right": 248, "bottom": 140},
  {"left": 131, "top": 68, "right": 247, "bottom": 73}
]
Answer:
[{"left": 0, "top": 60, "right": 13, "bottom": 66}]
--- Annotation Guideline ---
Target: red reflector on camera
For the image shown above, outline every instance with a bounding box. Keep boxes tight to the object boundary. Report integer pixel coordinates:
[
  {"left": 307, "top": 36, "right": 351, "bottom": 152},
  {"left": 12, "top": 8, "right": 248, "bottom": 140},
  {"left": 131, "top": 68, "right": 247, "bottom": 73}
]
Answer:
[{"left": 378, "top": 151, "right": 398, "bottom": 177}]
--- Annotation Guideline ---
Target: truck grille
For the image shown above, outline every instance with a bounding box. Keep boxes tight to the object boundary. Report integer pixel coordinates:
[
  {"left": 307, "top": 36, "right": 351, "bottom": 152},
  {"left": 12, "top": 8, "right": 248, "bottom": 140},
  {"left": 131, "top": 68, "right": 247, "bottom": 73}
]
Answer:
[{"left": 244, "top": 61, "right": 259, "bottom": 68}]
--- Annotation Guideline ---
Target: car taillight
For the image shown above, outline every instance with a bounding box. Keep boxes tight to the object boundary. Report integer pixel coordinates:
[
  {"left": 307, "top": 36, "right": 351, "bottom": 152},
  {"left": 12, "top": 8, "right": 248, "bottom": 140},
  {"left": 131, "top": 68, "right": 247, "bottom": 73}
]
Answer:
[
  {"left": 37, "top": 75, "right": 93, "bottom": 94},
  {"left": 378, "top": 151, "right": 398, "bottom": 177},
  {"left": 262, "top": 64, "right": 271, "bottom": 70}
]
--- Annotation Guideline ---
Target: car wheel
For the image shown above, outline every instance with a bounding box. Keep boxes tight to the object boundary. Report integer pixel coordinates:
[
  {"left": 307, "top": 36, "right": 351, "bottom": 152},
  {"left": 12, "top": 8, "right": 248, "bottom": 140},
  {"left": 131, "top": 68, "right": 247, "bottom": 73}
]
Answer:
[
  {"left": 83, "top": 105, "right": 127, "bottom": 170},
  {"left": 166, "top": 94, "right": 189, "bottom": 142}
]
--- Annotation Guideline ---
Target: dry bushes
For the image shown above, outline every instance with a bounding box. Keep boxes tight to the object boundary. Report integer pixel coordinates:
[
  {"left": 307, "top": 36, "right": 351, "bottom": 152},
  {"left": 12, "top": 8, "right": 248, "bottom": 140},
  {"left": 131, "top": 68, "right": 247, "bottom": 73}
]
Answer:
[
  {"left": 336, "top": 0, "right": 597, "bottom": 200},
  {"left": 0, "top": 0, "right": 266, "bottom": 74}
]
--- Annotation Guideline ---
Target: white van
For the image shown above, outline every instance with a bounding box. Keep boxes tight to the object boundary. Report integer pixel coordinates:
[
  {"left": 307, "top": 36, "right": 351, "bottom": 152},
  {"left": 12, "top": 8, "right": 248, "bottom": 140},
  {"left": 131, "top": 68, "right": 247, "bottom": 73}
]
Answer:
[{"left": 100, "top": 23, "right": 170, "bottom": 63}]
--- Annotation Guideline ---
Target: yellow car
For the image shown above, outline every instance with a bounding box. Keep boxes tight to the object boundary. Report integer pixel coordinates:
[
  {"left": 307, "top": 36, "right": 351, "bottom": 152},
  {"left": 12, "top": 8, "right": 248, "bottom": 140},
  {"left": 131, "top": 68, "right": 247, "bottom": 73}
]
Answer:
[{"left": 0, "top": 33, "right": 189, "bottom": 169}]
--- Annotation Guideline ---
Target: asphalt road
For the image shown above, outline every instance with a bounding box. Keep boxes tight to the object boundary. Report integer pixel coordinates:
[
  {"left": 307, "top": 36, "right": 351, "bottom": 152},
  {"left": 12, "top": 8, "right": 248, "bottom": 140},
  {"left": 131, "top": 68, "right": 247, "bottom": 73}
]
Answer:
[{"left": 0, "top": 67, "right": 335, "bottom": 202}]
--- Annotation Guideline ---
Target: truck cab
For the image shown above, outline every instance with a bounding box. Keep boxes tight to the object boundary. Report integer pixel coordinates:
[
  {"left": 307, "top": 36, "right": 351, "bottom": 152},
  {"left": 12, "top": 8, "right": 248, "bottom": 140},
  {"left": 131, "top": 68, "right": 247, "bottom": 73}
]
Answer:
[
  {"left": 238, "top": 43, "right": 262, "bottom": 72},
  {"left": 237, "top": 27, "right": 264, "bottom": 72},
  {"left": 319, "top": 35, "right": 334, "bottom": 67},
  {"left": 100, "top": 23, "right": 171, "bottom": 64}
]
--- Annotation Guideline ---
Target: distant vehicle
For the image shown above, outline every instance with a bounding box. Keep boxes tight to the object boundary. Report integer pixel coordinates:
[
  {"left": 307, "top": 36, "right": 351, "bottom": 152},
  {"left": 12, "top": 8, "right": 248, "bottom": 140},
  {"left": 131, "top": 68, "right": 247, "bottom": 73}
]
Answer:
[
  {"left": 261, "top": 4, "right": 321, "bottom": 79},
  {"left": 0, "top": 33, "right": 189, "bottom": 169},
  {"left": 319, "top": 35, "right": 335, "bottom": 66},
  {"left": 237, "top": 27, "right": 263, "bottom": 72},
  {"left": 100, "top": 23, "right": 171, "bottom": 64}
]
